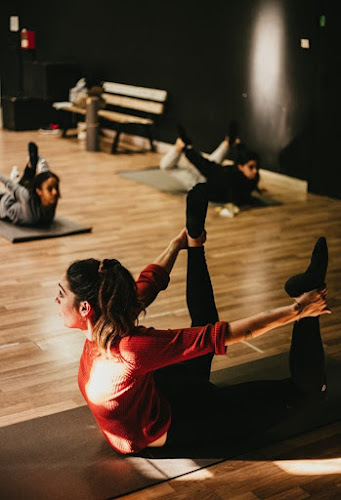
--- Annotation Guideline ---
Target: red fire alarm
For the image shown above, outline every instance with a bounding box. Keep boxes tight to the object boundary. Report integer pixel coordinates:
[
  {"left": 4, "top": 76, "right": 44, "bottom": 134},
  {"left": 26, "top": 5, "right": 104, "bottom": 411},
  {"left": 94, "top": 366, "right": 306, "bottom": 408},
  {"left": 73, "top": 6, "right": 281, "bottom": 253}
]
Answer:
[{"left": 20, "top": 28, "right": 35, "bottom": 49}]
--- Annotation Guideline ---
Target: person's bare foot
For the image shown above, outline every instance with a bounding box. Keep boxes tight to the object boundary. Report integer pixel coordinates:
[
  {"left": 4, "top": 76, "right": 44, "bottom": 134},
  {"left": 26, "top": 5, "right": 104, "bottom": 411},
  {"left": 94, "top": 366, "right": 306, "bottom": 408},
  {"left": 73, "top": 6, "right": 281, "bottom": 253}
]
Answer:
[
  {"left": 175, "top": 137, "right": 186, "bottom": 152},
  {"left": 224, "top": 136, "right": 241, "bottom": 148},
  {"left": 177, "top": 125, "right": 192, "bottom": 146},
  {"left": 224, "top": 136, "right": 230, "bottom": 148},
  {"left": 172, "top": 227, "right": 188, "bottom": 250}
]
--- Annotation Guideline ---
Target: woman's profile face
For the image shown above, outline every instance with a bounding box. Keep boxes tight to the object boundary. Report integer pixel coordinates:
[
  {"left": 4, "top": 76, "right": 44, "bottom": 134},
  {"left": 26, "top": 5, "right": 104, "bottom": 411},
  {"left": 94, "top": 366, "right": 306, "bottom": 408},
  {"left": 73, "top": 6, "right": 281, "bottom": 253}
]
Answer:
[
  {"left": 36, "top": 177, "right": 60, "bottom": 207},
  {"left": 55, "top": 276, "right": 85, "bottom": 330}
]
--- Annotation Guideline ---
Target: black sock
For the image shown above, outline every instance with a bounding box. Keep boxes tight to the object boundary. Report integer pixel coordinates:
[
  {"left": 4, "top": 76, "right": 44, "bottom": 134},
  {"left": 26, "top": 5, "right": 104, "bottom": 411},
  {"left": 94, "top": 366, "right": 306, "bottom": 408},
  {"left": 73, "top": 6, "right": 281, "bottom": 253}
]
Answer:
[
  {"left": 227, "top": 120, "right": 239, "bottom": 147},
  {"left": 285, "top": 237, "right": 328, "bottom": 297},
  {"left": 177, "top": 124, "right": 192, "bottom": 147},
  {"left": 186, "top": 183, "right": 208, "bottom": 238},
  {"left": 28, "top": 142, "right": 38, "bottom": 171}
]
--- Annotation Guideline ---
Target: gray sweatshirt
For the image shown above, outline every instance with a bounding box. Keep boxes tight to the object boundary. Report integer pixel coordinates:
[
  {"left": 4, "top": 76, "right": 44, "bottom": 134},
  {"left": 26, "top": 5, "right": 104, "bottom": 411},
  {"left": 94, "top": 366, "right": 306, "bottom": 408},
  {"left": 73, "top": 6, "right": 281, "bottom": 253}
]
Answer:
[{"left": 0, "top": 173, "right": 46, "bottom": 226}]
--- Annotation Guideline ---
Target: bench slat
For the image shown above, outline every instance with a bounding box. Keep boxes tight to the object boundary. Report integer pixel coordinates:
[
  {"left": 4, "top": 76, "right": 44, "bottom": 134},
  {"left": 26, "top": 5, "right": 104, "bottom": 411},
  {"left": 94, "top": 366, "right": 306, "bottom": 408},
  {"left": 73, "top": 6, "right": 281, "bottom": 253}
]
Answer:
[
  {"left": 54, "top": 104, "right": 86, "bottom": 115},
  {"left": 102, "top": 93, "right": 164, "bottom": 115},
  {"left": 102, "top": 82, "right": 167, "bottom": 103},
  {"left": 98, "top": 109, "right": 153, "bottom": 125}
]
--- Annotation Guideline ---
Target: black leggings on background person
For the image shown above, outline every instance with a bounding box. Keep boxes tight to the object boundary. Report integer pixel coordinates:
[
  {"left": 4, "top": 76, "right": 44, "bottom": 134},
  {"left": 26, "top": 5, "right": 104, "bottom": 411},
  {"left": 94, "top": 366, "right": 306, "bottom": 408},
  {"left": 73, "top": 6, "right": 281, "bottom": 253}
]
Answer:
[{"left": 184, "top": 146, "right": 260, "bottom": 205}]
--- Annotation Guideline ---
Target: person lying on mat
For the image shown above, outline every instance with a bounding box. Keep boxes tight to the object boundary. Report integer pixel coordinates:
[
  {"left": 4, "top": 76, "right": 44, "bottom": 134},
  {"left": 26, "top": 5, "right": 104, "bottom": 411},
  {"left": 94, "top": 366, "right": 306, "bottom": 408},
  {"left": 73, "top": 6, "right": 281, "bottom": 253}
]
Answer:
[
  {"left": 55, "top": 183, "right": 330, "bottom": 455},
  {"left": 160, "top": 125, "right": 261, "bottom": 217},
  {"left": 0, "top": 142, "right": 60, "bottom": 227}
]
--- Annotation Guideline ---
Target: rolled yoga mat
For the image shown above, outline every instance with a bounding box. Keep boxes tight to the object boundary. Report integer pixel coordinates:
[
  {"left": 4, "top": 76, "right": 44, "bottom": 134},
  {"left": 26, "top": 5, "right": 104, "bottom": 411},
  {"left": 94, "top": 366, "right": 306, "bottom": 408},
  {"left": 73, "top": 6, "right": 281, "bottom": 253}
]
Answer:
[{"left": 0, "top": 353, "right": 339, "bottom": 500}]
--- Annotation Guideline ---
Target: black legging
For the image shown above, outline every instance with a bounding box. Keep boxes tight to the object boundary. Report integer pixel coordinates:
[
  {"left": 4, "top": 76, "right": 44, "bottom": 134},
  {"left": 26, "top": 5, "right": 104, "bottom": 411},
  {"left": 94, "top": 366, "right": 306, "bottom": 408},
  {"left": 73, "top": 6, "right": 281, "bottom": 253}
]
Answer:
[
  {"left": 178, "top": 246, "right": 219, "bottom": 381},
  {"left": 185, "top": 148, "right": 260, "bottom": 205},
  {"left": 185, "top": 148, "right": 232, "bottom": 203},
  {"left": 18, "top": 164, "right": 36, "bottom": 188},
  {"left": 153, "top": 247, "right": 326, "bottom": 453}
]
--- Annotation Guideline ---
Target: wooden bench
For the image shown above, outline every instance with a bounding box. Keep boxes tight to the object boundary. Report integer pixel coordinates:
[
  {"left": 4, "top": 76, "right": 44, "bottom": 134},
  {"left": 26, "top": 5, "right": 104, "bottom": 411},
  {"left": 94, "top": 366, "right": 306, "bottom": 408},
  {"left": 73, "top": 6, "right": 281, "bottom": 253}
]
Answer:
[{"left": 53, "top": 82, "right": 167, "bottom": 153}]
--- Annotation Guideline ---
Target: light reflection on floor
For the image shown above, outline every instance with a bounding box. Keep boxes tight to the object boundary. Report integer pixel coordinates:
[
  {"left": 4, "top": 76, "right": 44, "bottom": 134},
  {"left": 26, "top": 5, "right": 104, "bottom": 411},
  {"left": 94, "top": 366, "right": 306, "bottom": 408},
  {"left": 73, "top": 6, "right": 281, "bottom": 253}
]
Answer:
[{"left": 274, "top": 458, "right": 341, "bottom": 475}]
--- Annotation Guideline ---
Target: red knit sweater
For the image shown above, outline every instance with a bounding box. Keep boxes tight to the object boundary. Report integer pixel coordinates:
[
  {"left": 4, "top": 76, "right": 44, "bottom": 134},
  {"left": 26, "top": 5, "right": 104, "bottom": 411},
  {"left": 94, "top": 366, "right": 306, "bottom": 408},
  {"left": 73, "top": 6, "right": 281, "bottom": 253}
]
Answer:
[{"left": 78, "top": 264, "right": 228, "bottom": 454}]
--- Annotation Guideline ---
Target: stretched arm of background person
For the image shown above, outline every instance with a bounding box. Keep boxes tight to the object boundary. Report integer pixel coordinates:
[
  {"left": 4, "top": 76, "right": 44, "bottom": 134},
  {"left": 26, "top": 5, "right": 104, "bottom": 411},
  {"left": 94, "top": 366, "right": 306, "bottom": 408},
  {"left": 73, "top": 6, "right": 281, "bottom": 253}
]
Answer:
[{"left": 0, "top": 173, "right": 30, "bottom": 203}]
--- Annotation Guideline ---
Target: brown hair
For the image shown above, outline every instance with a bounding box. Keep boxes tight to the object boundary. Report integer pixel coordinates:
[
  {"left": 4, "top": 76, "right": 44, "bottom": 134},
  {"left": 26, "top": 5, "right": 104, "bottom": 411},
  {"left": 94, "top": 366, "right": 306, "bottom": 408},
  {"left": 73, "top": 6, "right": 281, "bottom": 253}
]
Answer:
[{"left": 66, "top": 258, "right": 144, "bottom": 355}]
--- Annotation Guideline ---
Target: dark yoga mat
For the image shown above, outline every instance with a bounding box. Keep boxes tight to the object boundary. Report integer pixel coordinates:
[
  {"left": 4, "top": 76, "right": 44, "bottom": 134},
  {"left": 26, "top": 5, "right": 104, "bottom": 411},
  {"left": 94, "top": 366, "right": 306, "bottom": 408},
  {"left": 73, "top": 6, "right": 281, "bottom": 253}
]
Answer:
[
  {"left": 0, "top": 216, "right": 92, "bottom": 243},
  {"left": 117, "top": 167, "right": 282, "bottom": 208},
  {"left": 1, "top": 353, "right": 340, "bottom": 500}
]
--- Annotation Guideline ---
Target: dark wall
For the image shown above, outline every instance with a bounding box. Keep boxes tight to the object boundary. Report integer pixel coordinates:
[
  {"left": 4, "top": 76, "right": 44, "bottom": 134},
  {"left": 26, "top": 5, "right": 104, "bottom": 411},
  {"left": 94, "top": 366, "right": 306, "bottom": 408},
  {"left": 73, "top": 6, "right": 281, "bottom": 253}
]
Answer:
[
  {"left": 1, "top": 2, "right": 22, "bottom": 96},
  {"left": 1, "top": 0, "right": 340, "bottom": 197},
  {"left": 309, "top": 0, "right": 341, "bottom": 199}
]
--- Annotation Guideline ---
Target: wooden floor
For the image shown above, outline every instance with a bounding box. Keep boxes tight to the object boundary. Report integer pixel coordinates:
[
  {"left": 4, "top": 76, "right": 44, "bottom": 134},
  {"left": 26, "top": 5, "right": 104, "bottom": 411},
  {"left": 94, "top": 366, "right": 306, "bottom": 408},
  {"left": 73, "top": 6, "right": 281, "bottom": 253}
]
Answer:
[{"left": 0, "top": 129, "right": 340, "bottom": 499}]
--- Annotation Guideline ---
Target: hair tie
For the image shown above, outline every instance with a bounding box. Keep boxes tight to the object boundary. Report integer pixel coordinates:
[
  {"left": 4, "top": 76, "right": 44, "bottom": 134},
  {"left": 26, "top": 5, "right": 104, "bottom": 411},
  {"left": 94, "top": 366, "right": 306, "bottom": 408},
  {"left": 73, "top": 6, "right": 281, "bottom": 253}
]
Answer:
[
  {"left": 98, "top": 260, "right": 106, "bottom": 275},
  {"left": 98, "top": 259, "right": 120, "bottom": 275}
]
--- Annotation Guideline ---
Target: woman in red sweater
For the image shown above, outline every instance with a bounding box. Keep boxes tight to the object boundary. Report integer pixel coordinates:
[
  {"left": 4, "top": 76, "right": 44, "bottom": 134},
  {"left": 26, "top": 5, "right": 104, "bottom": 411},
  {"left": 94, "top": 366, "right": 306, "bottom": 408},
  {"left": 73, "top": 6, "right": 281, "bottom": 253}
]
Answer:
[{"left": 55, "top": 183, "right": 330, "bottom": 455}]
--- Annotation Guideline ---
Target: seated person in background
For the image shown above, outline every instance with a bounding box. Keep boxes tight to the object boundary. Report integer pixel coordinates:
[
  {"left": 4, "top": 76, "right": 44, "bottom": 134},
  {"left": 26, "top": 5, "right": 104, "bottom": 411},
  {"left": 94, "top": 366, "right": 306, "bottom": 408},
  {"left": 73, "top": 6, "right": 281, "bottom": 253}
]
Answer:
[
  {"left": 160, "top": 126, "right": 261, "bottom": 217},
  {"left": 0, "top": 142, "right": 60, "bottom": 227},
  {"left": 70, "top": 77, "right": 105, "bottom": 111}
]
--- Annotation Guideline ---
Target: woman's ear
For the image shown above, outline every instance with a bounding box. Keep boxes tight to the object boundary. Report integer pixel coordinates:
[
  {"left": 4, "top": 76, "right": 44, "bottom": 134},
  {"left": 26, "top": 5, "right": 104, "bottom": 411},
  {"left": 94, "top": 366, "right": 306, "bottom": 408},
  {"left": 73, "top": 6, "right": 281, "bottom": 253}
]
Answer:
[
  {"left": 35, "top": 187, "right": 42, "bottom": 198},
  {"left": 79, "top": 300, "right": 92, "bottom": 318}
]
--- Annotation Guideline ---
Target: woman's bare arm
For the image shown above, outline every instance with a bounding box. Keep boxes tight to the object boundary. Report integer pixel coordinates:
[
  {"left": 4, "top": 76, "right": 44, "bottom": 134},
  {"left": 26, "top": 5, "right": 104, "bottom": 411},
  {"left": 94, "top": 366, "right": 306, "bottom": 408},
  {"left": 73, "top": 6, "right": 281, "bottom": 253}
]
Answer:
[
  {"left": 225, "top": 288, "right": 330, "bottom": 346},
  {"left": 152, "top": 228, "right": 188, "bottom": 275}
]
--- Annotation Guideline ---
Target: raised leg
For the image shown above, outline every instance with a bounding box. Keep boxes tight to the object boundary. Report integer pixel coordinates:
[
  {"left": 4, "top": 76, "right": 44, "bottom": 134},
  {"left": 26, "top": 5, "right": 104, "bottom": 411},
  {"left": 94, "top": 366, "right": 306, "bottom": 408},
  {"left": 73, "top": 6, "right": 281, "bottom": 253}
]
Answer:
[
  {"left": 181, "top": 183, "right": 219, "bottom": 381},
  {"left": 289, "top": 317, "right": 326, "bottom": 397},
  {"left": 185, "top": 147, "right": 218, "bottom": 178},
  {"left": 285, "top": 237, "right": 328, "bottom": 400},
  {"left": 18, "top": 142, "right": 38, "bottom": 188},
  {"left": 159, "top": 140, "right": 184, "bottom": 170},
  {"left": 207, "top": 140, "right": 229, "bottom": 164}
]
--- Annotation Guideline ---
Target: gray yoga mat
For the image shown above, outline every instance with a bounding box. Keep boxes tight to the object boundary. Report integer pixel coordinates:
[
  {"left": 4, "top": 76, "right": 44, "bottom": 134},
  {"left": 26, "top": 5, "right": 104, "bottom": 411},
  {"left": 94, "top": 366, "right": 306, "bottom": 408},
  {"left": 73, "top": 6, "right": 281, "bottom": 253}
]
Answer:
[
  {"left": 0, "top": 216, "right": 92, "bottom": 243},
  {"left": 1, "top": 353, "right": 339, "bottom": 500},
  {"left": 117, "top": 167, "right": 282, "bottom": 208}
]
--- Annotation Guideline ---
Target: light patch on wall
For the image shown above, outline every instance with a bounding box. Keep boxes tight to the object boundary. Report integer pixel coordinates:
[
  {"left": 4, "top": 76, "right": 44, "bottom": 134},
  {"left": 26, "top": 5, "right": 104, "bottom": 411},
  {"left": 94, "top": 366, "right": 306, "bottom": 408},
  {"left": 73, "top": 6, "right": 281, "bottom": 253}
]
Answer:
[
  {"left": 248, "top": 0, "right": 293, "bottom": 153},
  {"left": 10, "top": 16, "right": 19, "bottom": 32},
  {"left": 250, "top": 1, "right": 285, "bottom": 116}
]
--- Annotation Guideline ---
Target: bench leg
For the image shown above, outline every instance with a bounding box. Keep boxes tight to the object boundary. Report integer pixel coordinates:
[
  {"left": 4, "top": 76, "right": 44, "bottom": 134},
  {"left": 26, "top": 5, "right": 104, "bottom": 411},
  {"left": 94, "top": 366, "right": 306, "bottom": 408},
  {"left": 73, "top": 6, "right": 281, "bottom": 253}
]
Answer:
[
  {"left": 111, "top": 128, "right": 121, "bottom": 153},
  {"left": 147, "top": 125, "right": 155, "bottom": 152},
  {"left": 60, "top": 111, "right": 77, "bottom": 138},
  {"left": 59, "top": 111, "right": 68, "bottom": 137}
]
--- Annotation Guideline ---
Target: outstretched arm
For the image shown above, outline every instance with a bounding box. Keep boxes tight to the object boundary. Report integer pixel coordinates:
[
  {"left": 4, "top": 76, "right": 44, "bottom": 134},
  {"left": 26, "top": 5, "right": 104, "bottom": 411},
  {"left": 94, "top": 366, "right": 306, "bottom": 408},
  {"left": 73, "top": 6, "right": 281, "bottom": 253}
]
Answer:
[
  {"left": 0, "top": 173, "right": 30, "bottom": 203},
  {"left": 136, "top": 229, "right": 188, "bottom": 310},
  {"left": 225, "top": 288, "right": 330, "bottom": 345},
  {"left": 152, "top": 228, "right": 187, "bottom": 275}
]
